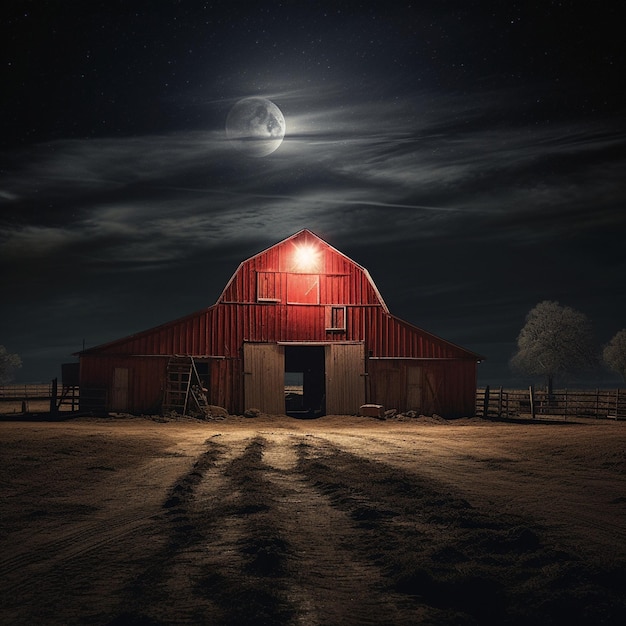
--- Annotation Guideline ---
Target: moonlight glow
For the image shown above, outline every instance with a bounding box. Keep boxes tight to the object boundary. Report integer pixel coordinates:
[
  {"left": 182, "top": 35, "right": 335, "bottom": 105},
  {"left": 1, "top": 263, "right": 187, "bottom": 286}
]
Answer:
[{"left": 225, "top": 97, "right": 286, "bottom": 157}]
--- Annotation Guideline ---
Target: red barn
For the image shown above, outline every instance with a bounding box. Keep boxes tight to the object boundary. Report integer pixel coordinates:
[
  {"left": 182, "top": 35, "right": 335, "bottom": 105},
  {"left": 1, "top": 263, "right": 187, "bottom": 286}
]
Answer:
[{"left": 77, "top": 229, "right": 481, "bottom": 417}]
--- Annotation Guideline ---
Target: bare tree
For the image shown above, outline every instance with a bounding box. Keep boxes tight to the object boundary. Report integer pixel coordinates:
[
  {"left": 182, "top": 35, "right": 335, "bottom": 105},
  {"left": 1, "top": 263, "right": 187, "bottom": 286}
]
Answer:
[
  {"left": 603, "top": 329, "right": 626, "bottom": 383},
  {"left": 0, "top": 345, "right": 22, "bottom": 384},
  {"left": 510, "top": 301, "right": 597, "bottom": 394}
]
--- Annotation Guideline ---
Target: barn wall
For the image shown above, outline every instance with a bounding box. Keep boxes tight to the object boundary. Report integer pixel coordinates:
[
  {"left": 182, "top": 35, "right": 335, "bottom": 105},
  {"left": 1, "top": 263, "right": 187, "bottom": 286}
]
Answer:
[
  {"left": 85, "top": 305, "right": 351, "bottom": 357},
  {"left": 209, "top": 358, "right": 241, "bottom": 413},
  {"left": 85, "top": 304, "right": 467, "bottom": 361},
  {"left": 367, "top": 358, "right": 477, "bottom": 417},
  {"left": 80, "top": 355, "right": 167, "bottom": 413}
]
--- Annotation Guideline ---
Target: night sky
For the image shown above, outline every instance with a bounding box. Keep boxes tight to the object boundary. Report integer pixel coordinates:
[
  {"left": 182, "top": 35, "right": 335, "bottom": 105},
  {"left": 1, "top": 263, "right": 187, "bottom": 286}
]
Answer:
[{"left": 1, "top": 1, "right": 625, "bottom": 386}]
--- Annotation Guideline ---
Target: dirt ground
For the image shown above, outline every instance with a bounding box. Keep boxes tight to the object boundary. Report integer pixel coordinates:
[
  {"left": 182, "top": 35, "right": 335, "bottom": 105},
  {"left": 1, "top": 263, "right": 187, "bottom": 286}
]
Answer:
[{"left": 1, "top": 413, "right": 626, "bottom": 625}]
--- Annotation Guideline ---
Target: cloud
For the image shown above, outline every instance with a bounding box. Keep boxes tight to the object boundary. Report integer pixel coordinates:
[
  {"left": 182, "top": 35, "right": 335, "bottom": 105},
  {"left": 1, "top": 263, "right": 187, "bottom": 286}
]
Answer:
[
  {"left": 0, "top": 224, "right": 79, "bottom": 257},
  {"left": 0, "top": 190, "right": 18, "bottom": 201},
  {"left": 2, "top": 86, "right": 624, "bottom": 277},
  {"left": 2, "top": 131, "right": 229, "bottom": 200}
]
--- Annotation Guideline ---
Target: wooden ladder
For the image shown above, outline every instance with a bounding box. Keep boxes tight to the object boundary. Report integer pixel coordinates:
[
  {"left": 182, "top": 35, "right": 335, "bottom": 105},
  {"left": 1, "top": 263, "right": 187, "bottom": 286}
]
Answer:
[{"left": 163, "top": 356, "right": 209, "bottom": 416}]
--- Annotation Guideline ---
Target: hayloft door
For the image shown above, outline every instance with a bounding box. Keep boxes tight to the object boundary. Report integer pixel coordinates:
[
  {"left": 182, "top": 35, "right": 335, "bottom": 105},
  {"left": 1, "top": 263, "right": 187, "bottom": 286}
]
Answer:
[
  {"left": 243, "top": 343, "right": 285, "bottom": 415},
  {"left": 111, "top": 367, "right": 129, "bottom": 411},
  {"left": 325, "top": 343, "right": 365, "bottom": 414}
]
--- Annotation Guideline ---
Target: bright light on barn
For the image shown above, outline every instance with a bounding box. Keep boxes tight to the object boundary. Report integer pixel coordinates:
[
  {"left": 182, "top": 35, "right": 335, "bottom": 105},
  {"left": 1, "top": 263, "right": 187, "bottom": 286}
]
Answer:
[{"left": 293, "top": 243, "right": 320, "bottom": 272}]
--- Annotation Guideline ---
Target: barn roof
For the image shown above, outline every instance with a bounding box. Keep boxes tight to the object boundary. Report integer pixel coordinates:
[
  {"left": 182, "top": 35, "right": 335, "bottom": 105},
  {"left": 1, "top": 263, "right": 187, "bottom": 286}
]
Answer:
[
  {"left": 217, "top": 229, "right": 389, "bottom": 312},
  {"left": 76, "top": 305, "right": 216, "bottom": 356}
]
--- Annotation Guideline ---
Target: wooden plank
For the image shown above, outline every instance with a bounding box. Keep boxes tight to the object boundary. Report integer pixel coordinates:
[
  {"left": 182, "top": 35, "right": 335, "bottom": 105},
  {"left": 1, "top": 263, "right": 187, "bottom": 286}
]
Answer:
[
  {"left": 406, "top": 365, "right": 423, "bottom": 411},
  {"left": 325, "top": 343, "right": 365, "bottom": 415},
  {"left": 423, "top": 370, "right": 443, "bottom": 415},
  {"left": 111, "top": 367, "right": 129, "bottom": 411},
  {"left": 243, "top": 343, "right": 285, "bottom": 414}
]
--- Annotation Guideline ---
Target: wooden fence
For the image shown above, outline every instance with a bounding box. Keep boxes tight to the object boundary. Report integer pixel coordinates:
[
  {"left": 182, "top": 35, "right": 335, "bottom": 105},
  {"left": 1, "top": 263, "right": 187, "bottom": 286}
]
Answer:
[
  {"left": 0, "top": 381, "right": 79, "bottom": 412},
  {"left": 0, "top": 382, "right": 57, "bottom": 399},
  {"left": 476, "top": 386, "right": 626, "bottom": 420},
  {"left": 3, "top": 382, "right": 625, "bottom": 420}
]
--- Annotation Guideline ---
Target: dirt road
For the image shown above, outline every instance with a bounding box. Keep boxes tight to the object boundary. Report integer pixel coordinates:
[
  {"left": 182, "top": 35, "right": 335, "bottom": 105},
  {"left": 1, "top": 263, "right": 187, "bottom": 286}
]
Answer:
[{"left": 1, "top": 415, "right": 625, "bottom": 624}]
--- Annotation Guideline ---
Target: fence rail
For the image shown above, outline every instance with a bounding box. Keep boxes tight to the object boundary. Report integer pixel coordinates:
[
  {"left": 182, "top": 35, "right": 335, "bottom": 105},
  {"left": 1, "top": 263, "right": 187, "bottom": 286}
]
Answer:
[
  {"left": 0, "top": 383, "right": 57, "bottom": 399},
  {"left": 476, "top": 386, "right": 626, "bottom": 420},
  {"left": 2, "top": 382, "right": 625, "bottom": 420}
]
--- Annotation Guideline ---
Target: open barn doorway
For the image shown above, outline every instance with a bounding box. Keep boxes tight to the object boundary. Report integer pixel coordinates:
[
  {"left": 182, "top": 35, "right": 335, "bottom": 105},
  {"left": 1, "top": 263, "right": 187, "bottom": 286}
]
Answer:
[{"left": 284, "top": 345, "right": 326, "bottom": 418}]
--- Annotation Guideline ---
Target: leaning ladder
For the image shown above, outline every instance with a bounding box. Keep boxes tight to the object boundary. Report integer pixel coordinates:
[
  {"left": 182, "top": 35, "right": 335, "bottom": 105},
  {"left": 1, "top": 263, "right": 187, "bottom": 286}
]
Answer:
[
  {"left": 163, "top": 357, "right": 193, "bottom": 415},
  {"left": 163, "top": 356, "right": 208, "bottom": 415}
]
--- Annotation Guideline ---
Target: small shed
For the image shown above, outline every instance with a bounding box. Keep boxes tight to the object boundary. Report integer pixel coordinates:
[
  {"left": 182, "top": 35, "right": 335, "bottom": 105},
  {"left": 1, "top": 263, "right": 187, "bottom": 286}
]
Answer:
[{"left": 77, "top": 229, "right": 482, "bottom": 417}]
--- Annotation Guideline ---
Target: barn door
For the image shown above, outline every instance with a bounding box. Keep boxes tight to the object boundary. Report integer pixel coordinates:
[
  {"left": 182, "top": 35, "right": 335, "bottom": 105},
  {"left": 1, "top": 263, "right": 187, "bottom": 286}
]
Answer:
[
  {"left": 243, "top": 343, "right": 285, "bottom": 414},
  {"left": 325, "top": 343, "right": 365, "bottom": 415},
  {"left": 111, "top": 367, "right": 129, "bottom": 411}
]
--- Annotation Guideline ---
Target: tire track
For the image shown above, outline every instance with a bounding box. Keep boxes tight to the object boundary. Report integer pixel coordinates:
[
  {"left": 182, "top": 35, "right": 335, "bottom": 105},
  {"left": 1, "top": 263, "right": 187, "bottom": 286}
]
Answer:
[
  {"left": 260, "top": 433, "right": 433, "bottom": 625},
  {"left": 0, "top": 449, "right": 200, "bottom": 624},
  {"left": 321, "top": 430, "right": 626, "bottom": 564},
  {"left": 109, "top": 435, "right": 285, "bottom": 625},
  {"left": 295, "top": 438, "right": 626, "bottom": 626},
  {"left": 112, "top": 432, "right": 626, "bottom": 625},
  {"left": 108, "top": 436, "right": 235, "bottom": 625},
  {"left": 0, "top": 463, "right": 184, "bottom": 604},
  {"left": 119, "top": 434, "right": 432, "bottom": 624},
  {"left": 0, "top": 512, "right": 155, "bottom": 583},
  {"left": 7, "top": 424, "right": 624, "bottom": 625}
]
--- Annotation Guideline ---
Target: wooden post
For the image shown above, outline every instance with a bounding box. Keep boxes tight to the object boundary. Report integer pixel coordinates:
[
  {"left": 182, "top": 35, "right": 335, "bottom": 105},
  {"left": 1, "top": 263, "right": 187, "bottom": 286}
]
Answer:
[
  {"left": 50, "top": 377, "right": 58, "bottom": 415},
  {"left": 529, "top": 385, "right": 536, "bottom": 420},
  {"left": 498, "top": 386, "right": 503, "bottom": 418},
  {"left": 483, "top": 385, "right": 490, "bottom": 418},
  {"left": 595, "top": 388, "right": 600, "bottom": 419}
]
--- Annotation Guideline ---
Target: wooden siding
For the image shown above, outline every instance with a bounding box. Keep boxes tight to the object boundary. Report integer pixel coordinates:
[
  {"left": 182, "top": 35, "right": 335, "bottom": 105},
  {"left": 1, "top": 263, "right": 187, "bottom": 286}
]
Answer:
[
  {"left": 219, "top": 230, "right": 384, "bottom": 308},
  {"left": 111, "top": 367, "right": 129, "bottom": 411},
  {"left": 367, "top": 358, "right": 477, "bottom": 417},
  {"left": 83, "top": 305, "right": 466, "bottom": 360},
  {"left": 80, "top": 355, "right": 167, "bottom": 414},
  {"left": 209, "top": 358, "right": 239, "bottom": 412}
]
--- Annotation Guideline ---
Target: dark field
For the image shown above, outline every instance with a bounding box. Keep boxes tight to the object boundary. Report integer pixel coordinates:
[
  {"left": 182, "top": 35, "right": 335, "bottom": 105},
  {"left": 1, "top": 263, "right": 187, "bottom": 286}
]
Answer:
[{"left": 1, "top": 414, "right": 625, "bottom": 625}]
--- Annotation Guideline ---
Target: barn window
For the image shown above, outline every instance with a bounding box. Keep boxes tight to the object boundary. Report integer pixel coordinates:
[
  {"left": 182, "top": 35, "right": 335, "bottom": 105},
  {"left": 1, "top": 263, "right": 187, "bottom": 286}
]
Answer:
[
  {"left": 287, "top": 273, "right": 319, "bottom": 304},
  {"left": 257, "top": 272, "right": 280, "bottom": 302},
  {"left": 326, "top": 305, "right": 346, "bottom": 331}
]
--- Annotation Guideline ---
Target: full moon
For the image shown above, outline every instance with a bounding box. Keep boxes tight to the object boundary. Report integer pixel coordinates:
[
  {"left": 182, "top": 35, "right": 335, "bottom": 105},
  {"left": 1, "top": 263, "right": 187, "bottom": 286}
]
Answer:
[{"left": 225, "top": 97, "right": 286, "bottom": 157}]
